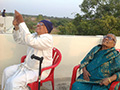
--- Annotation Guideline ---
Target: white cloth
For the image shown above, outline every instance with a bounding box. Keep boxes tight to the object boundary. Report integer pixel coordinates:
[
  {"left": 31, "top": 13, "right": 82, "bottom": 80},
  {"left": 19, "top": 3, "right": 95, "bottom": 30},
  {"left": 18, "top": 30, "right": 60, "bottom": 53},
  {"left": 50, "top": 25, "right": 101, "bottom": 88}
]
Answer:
[{"left": 1, "top": 22, "right": 53, "bottom": 90}]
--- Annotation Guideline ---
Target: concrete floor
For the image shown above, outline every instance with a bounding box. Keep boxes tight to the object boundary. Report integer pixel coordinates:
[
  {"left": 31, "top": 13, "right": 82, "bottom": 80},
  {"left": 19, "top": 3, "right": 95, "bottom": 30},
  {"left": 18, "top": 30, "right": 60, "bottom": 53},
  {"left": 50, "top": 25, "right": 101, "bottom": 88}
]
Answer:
[
  {"left": 40, "top": 77, "right": 70, "bottom": 90},
  {"left": 0, "top": 77, "right": 71, "bottom": 90}
]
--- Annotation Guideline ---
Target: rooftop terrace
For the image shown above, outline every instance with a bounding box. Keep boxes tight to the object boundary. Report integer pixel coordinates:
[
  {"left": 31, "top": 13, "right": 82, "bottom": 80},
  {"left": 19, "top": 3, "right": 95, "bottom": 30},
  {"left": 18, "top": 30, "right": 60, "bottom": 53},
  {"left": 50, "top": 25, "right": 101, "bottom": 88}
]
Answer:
[
  {"left": 1, "top": 16, "right": 120, "bottom": 90},
  {"left": 0, "top": 77, "right": 70, "bottom": 90}
]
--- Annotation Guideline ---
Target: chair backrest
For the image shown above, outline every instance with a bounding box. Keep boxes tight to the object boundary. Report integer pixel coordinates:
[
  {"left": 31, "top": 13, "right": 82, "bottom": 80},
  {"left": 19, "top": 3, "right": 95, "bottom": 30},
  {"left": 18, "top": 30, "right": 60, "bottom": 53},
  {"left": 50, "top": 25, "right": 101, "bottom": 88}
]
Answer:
[
  {"left": 21, "top": 47, "right": 62, "bottom": 67},
  {"left": 48, "top": 47, "right": 62, "bottom": 75},
  {"left": 52, "top": 47, "right": 62, "bottom": 65}
]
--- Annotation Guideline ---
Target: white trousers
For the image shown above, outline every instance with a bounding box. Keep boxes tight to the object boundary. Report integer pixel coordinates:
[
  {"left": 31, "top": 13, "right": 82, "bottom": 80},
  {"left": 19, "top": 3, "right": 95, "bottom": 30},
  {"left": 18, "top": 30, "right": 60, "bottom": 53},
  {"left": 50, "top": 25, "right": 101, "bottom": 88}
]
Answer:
[{"left": 1, "top": 64, "right": 50, "bottom": 90}]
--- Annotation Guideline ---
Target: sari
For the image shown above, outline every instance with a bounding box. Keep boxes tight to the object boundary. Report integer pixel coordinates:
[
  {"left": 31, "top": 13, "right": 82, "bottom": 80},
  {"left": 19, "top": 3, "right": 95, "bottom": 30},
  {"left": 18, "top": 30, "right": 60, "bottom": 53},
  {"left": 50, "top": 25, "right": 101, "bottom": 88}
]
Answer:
[{"left": 72, "top": 45, "right": 120, "bottom": 90}]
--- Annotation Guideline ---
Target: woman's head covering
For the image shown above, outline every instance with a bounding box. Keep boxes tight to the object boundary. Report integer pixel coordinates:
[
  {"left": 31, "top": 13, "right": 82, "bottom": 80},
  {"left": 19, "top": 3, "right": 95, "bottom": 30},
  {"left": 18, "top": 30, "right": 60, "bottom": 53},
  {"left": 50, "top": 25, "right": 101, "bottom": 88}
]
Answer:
[{"left": 40, "top": 20, "right": 53, "bottom": 33}]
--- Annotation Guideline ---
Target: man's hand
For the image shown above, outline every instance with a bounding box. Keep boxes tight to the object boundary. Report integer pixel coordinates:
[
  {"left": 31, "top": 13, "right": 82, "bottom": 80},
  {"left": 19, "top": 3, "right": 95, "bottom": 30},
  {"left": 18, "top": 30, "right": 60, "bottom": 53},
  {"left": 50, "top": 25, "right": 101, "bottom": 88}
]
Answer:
[
  {"left": 82, "top": 67, "right": 91, "bottom": 81},
  {"left": 13, "top": 18, "right": 19, "bottom": 31},
  {"left": 14, "top": 10, "right": 24, "bottom": 25},
  {"left": 13, "top": 19, "right": 19, "bottom": 31},
  {"left": 13, "top": 19, "right": 18, "bottom": 26}
]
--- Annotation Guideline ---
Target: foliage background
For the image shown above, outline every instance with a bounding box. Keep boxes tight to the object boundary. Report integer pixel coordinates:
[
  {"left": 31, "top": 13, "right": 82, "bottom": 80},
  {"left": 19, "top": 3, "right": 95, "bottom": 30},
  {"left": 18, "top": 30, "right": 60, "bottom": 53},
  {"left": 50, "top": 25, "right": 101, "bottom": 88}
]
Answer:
[{"left": 6, "top": 0, "right": 120, "bottom": 36}]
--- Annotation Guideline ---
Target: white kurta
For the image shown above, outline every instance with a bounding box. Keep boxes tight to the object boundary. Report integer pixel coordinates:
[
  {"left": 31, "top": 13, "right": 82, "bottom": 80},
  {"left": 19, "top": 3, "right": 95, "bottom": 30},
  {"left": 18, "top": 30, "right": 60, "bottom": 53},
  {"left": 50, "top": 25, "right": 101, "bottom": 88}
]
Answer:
[{"left": 1, "top": 22, "right": 53, "bottom": 90}]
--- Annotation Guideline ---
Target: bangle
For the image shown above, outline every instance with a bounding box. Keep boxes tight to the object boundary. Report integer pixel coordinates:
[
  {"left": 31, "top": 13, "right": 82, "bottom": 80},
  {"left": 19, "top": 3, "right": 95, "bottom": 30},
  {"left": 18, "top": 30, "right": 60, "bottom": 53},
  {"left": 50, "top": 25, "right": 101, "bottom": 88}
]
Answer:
[{"left": 108, "top": 78, "right": 111, "bottom": 83}]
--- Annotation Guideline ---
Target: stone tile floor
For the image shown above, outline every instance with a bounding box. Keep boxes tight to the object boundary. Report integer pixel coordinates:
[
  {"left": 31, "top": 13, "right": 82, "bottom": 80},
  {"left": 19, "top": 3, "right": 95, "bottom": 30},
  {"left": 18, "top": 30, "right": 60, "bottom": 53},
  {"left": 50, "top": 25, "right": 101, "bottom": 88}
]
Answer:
[{"left": 0, "top": 77, "right": 71, "bottom": 90}]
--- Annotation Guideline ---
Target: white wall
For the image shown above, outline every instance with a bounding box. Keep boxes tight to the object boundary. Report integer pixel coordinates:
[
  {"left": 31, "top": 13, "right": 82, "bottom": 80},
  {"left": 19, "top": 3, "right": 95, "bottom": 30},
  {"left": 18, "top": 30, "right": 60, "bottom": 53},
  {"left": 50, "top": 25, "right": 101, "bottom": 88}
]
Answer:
[
  {"left": 0, "top": 16, "right": 14, "bottom": 33},
  {"left": 0, "top": 34, "right": 120, "bottom": 84}
]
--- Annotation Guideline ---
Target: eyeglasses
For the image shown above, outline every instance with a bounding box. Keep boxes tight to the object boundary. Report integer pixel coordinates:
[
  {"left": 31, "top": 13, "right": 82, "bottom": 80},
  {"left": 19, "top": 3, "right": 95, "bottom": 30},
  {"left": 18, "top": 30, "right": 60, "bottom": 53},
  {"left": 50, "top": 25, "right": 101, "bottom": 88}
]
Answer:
[
  {"left": 103, "top": 36, "right": 116, "bottom": 43},
  {"left": 37, "top": 23, "right": 44, "bottom": 26}
]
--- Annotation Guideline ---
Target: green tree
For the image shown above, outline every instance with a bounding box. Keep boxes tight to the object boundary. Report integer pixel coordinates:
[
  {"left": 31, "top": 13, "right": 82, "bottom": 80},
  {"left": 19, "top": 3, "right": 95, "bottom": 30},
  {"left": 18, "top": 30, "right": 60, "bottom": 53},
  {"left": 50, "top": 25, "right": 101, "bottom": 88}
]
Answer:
[
  {"left": 73, "top": 14, "right": 120, "bottom": 35},
  {"left": 80, "top": 0, "right": 120, "bottom": 19},
  {"left": 51, "top": 19, "right": 58, "bottom": 27},
  {"left": 51, "top": 19, "right": 71, "bottom": 27},
  {"left": 67, "top": 0, "right": 120, "bottom": 35},
  {"left": 98, "top": 15, "right": 120, "bottom": 35},
  {"left": 58, "top": 22, "right": 77, "bottom": 35},
  {"left": 36, "top": 15, "right": 44, "bottom": 22},
  {"left": 73, "top": 14, "right": 82, "bottom": 26},
  {"left": 26, "top": 21, "right": 36, "bottom": 33}
]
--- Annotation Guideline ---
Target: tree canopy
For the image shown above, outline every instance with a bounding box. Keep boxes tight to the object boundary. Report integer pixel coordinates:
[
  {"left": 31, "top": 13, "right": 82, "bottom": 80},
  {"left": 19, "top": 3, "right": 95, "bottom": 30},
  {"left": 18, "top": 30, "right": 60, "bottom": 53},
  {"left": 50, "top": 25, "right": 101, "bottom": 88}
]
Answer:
[
  {"left": 80, "top": 0, "right": 120, "bottom": 19},
  {"left": 58, "top": 0, "right": 120, "bottom": 36}
]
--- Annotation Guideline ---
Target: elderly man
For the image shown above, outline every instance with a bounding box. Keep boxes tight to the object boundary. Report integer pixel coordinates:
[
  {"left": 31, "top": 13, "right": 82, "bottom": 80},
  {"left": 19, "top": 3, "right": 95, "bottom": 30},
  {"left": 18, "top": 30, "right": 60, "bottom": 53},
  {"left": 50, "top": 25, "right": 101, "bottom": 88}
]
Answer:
[
  {"left": 72, "top": 34, "right": 120, "bottom": 90},
  {"left": 1, "top": 10, "right": 53, "bottom": 90}
]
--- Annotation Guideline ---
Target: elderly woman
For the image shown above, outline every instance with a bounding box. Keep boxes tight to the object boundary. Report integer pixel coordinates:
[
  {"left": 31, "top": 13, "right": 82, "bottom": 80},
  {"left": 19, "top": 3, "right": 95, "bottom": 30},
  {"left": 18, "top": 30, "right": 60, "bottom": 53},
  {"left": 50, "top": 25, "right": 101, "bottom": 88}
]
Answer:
[{"left": 72, "top": 34, "right": 120, "bottom": 90}]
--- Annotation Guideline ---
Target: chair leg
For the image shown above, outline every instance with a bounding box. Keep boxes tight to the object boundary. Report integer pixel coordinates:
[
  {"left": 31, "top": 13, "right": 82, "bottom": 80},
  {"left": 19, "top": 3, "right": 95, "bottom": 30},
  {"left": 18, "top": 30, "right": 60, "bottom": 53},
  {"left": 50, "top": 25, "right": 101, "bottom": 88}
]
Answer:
[
  {"left": 40, "top": 82, "right": 42, "bottom": 86},
  {"left": 51, "top": 80, "right": 54, "bottom": 90}
]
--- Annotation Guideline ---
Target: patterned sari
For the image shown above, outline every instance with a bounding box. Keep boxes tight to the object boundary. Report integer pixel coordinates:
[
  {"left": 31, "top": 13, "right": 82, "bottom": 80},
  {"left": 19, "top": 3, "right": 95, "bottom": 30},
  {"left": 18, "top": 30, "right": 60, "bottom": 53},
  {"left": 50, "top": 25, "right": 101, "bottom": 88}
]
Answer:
[{"left": 72, "top": 45, "right": 120, "bottom": 90}]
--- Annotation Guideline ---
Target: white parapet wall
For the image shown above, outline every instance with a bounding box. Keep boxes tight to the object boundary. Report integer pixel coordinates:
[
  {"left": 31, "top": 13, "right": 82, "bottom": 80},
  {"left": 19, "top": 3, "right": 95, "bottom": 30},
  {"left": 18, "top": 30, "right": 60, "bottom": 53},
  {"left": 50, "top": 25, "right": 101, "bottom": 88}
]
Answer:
[
  {"left": 0, "top": 34, "right": 120, "bottom": 84},
  {"left": 0, "top": 16, "right": 14, "bottom": 33}
]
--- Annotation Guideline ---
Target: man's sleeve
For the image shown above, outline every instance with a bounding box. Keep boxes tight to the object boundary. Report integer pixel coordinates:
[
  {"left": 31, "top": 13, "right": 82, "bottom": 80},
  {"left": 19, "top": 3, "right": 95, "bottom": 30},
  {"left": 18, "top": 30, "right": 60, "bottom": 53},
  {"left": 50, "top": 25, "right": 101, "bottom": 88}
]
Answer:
[
  {"left": 19, "top": 22, "right": 53, "bottom": 50},
  {"left": 13, "top": 28, "right": 26, "bottom": 45}
]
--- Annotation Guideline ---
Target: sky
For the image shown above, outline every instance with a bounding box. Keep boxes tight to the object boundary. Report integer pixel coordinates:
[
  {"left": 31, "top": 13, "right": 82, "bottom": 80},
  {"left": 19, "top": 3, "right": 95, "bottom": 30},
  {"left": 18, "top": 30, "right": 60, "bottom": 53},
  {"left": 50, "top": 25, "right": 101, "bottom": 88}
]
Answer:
[{"left": 0, "top": 0, "right": 83, "bottom": 19}]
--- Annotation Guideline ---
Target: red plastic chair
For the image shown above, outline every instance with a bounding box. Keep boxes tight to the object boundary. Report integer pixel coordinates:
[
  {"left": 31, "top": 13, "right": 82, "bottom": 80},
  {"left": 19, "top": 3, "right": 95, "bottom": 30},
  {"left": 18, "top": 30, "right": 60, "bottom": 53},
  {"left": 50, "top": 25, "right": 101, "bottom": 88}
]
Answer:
[
  {"left": 116, "top": 49, "right": 120, "bottom": 52},
  {"left": 69, "top": 49, "right": 120, "bottom": 90},
  {"left": 69, "top": 64, "right": 80, "bottom": 90},
  {"left": 21, "top": 47, "right": 62, "bottom": 90}
]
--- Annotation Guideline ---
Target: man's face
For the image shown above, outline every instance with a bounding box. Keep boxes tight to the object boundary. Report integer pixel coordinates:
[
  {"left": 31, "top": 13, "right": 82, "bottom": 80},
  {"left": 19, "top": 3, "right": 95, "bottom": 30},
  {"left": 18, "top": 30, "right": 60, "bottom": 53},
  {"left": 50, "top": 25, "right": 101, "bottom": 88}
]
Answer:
[
  {"left": 102, "top": 34, "right": 116, "bottom": 48},
  {"left": 36, "top": 22, "right": 48, "bottom": 35}
]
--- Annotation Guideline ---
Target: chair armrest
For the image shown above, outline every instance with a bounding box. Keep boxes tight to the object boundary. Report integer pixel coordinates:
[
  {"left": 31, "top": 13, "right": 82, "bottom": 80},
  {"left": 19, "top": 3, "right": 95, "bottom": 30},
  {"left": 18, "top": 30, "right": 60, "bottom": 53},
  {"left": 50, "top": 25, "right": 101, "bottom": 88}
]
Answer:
[
  {"left": 69, "top": 64, "right": 80, "bottom": 90},
  {"left": 41, "top": 64, "right": 58, "bottom": 73},
  {"left": 116, "top": 49, "right": 120, "bottom": 52},
  {"left": 72, "top": 64, "right": 80, "bottom": 82},
  {"left": 109, "top": 81, "right": 120, "bottom": 90}
]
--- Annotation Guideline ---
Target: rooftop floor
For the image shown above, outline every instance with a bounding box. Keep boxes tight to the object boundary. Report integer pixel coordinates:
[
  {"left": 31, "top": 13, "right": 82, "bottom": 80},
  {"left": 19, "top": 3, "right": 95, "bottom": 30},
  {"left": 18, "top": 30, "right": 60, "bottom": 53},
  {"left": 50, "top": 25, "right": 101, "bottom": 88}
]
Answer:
[
  {"left": 41, "top": 77, "right": 70, "bottom": 90},
  {"left": 0, "top": 77, "right": 71, "bottom": 90}
]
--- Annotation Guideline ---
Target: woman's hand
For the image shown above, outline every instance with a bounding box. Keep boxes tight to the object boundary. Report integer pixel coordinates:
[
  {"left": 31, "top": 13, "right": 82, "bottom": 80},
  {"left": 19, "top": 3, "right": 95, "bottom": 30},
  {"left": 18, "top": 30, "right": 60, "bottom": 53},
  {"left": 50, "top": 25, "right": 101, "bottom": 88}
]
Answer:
[
  {"left": 99, "top": 78, "right": 110, "bottom": 86},
  {"left": 100, "top": 74, "right": 117, "bottom": 86},
  {"left": 82, "top": 67, "right": 91, "bottom": 81}
]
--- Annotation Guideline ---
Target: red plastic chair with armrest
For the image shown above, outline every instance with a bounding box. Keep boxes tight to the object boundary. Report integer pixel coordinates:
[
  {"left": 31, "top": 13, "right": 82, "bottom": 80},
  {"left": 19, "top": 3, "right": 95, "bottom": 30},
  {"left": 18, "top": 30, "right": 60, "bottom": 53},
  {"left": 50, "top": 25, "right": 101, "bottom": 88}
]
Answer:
[
  {"left": 69, "top": 64, "right": 80, "bottom": 90},
  {"left": 21, "top": 47, "right": 62, "bottom": 90},
  {"left": 69, "top": 49, "right": 120, "bottom": 90}
]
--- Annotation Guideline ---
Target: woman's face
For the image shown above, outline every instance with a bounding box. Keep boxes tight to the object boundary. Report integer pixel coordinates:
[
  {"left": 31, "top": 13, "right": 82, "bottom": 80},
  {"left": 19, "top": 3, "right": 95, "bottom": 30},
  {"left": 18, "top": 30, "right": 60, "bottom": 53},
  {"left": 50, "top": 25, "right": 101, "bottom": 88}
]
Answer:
[{"left": 102, "top": 34, "right": 116, "bottom": 49}]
